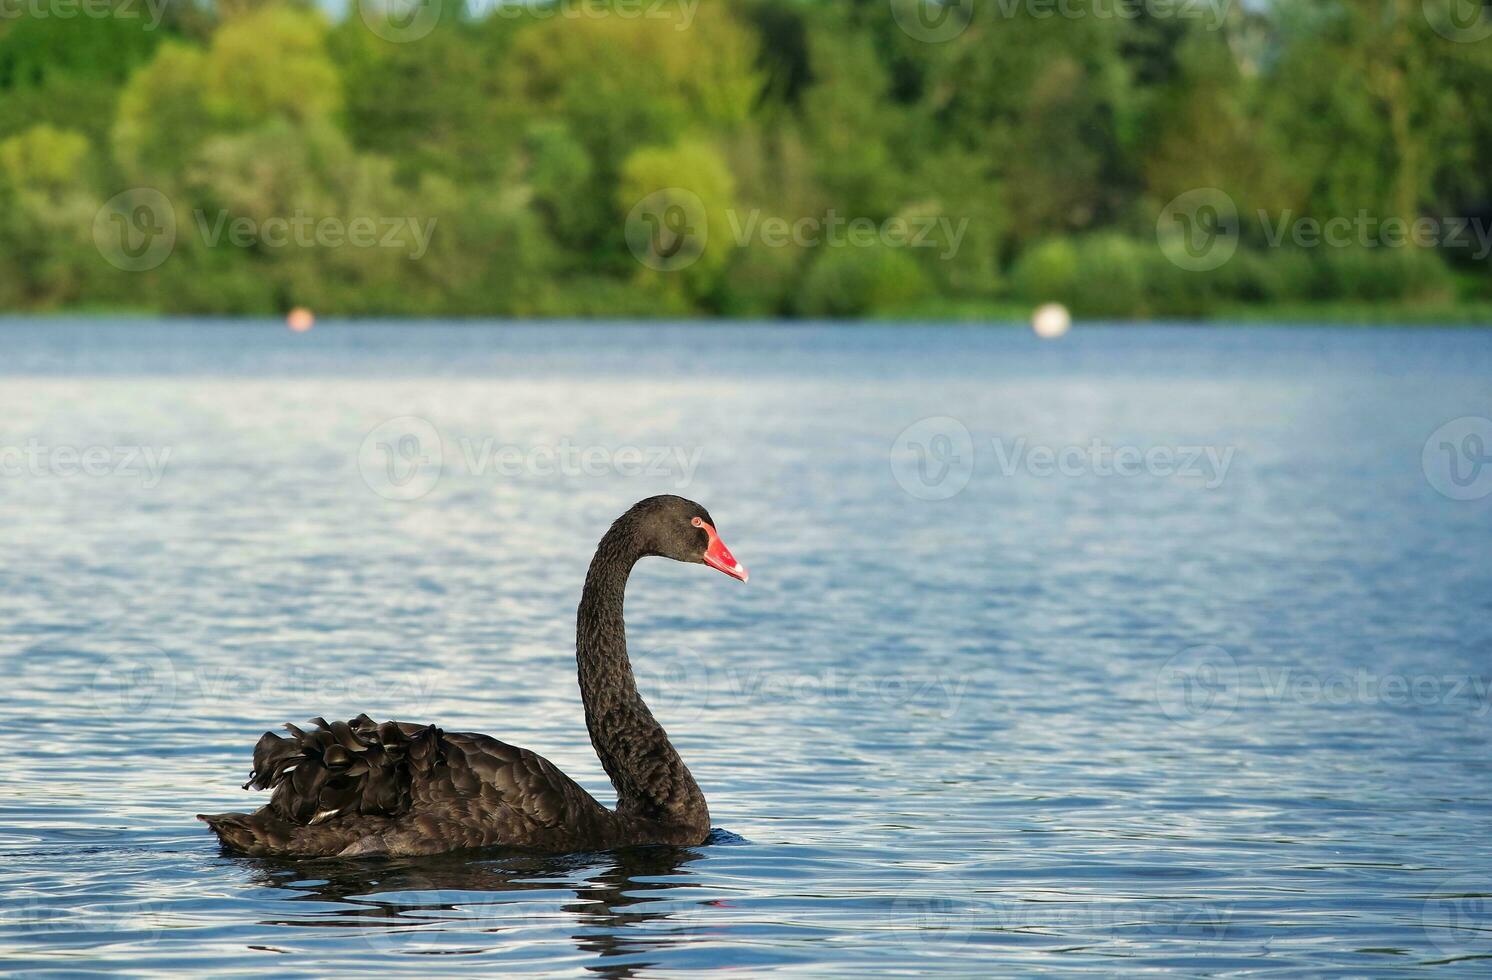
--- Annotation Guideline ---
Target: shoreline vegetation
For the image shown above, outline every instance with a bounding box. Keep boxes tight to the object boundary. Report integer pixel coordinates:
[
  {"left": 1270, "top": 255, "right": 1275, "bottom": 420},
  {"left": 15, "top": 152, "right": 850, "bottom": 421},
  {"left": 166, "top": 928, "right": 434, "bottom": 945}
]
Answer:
[
  {"left": 2, "top": 1, "right": 1490, "bottom": 322},
  {"left": 14, "top": 304, "right": 1492, "bottom": 326}
]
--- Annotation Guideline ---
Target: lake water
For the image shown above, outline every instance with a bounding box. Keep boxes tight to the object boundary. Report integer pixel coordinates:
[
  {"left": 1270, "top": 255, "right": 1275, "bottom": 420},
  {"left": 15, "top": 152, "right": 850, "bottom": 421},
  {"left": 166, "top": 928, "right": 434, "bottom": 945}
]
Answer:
[{"left": 2, "top": 318, "right": 1491, "bottom": 976}]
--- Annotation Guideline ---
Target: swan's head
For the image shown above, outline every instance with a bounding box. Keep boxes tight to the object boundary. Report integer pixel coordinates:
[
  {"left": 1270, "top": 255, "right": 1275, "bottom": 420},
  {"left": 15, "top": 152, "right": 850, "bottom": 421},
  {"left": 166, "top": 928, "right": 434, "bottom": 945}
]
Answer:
[{"left": 627, "top": 495, "right": 748, "bottom": 583}]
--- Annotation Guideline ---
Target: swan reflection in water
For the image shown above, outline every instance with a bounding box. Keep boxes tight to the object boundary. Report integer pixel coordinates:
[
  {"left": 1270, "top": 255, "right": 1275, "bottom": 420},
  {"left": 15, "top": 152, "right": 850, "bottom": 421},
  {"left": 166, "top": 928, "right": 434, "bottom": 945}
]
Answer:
[{"left": 236, "top": 835, "right": 733, "bottom": 976}]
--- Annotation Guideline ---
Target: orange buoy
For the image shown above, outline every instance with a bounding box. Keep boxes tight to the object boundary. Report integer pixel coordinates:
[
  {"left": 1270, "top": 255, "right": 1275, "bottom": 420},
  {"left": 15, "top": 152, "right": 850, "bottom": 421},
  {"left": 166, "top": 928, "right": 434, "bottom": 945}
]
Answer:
[{"left": 287, "top": 307, "right": 315, "bottom": 332}]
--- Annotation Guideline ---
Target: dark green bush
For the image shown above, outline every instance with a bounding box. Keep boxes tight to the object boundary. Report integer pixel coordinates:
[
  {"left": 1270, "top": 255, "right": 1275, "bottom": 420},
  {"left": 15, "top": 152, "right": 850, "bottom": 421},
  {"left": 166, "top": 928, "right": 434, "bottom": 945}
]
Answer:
[
  {"left": 1315, "top": 246, "right": 1453, "bottom": 302},
  {"left": 1011, "top": 235, "right": 1147, "bottom": 317},
  {"left": 716, "top": 235, "right": 805, "bottom": 317},
  {"left": 796, "top": 243, "right": 932, "bottom": 317},
  {"left": 1009, "top": 236, "right": 1461, "bottom": 317}
]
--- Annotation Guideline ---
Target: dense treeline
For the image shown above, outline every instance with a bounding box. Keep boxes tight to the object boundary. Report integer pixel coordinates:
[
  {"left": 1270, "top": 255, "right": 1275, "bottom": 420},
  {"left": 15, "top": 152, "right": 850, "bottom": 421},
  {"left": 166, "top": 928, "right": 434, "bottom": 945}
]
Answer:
[{"left": 1, "top": 0, "right": 1491, "bottom": 318}]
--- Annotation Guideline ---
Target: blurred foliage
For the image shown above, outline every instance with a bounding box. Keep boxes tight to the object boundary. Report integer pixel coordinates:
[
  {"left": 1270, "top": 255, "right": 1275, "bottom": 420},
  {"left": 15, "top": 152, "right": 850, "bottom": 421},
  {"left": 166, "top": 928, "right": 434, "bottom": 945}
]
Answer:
[
  {"left": 1, "top": 0, "right": 1490, "bottom": 317},
  {"left": 799, "top": 241, "right": 933, "bottom": 317}
]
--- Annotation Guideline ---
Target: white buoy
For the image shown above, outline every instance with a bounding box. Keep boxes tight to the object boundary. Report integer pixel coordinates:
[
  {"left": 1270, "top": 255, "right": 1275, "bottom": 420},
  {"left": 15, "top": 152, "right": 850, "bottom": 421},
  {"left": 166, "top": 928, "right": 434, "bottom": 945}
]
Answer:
[{"left": 1031, "top": 302, "right": 1071, "bottom": 339}]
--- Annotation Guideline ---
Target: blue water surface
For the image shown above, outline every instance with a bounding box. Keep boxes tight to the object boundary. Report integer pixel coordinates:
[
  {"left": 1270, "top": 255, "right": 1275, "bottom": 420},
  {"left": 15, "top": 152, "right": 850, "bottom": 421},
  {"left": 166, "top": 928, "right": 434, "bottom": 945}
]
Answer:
[{"left": 1, "top": 319, "right": 1490, "bottom": 976}]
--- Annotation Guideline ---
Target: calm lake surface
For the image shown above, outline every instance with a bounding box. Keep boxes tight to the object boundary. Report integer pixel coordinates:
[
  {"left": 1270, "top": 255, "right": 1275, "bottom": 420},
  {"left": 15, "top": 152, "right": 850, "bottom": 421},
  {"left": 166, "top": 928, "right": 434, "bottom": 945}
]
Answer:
[{"left": 2, "top": 319, "right": 1491, "bottom": 976}]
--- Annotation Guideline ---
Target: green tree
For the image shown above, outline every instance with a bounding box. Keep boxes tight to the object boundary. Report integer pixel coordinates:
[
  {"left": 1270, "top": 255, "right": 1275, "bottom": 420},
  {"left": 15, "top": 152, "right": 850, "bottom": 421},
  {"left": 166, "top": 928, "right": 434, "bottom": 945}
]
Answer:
[
  {"left": 0, "top": 125, "right": 101, "bottom": 308},
  {"left": 798, "top": 241, "right": 931, "bottom": 317},
  {"left": 617, "top": 139, "right": 737, "bottom": 305},
  {"left": 0, "top": 8, "right": 171, "bottom": 148},
  {"left": 500, "top": 2, "right": 761, "bottom": 185},
  {"left": 329, "top": 17, "right": 515, "bottom": 187},
  {"left": 916, "top": 1, "right": 1137, "bottom": 248},
  {"left": 114, "top": 5, "right": 341, "bottom": 185}
]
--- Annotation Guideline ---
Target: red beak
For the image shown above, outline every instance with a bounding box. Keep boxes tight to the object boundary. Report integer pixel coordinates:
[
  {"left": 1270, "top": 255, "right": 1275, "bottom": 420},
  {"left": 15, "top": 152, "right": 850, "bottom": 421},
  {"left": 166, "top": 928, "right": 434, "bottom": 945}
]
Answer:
[{"left": 699, "top": 521, "right": 748, "bottom": 583}]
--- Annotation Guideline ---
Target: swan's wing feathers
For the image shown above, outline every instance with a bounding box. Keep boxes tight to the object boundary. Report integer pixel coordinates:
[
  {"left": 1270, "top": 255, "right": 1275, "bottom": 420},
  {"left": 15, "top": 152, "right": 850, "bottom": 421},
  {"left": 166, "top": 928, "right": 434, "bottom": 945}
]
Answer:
[
  {"left": 238, "top": 720, "right": 611, "bottom": 845},
  {"left": 245, "top": 730, "right": 302, "bottom": 790},
  {"left": 511, "top": 748, "right": 583, "bottom": 827},
  {"left": 439, "top": 733, "right": 605, "bottom": 830},
  {"left": 243, "top": 716, "right": 443, "bottom": 826}
]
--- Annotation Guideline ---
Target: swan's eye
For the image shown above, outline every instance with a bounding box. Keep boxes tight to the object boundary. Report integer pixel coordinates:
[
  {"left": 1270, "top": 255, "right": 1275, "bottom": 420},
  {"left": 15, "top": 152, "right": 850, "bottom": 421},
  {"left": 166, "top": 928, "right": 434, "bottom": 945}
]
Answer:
[{"left": 691, "top": 517, "right": 704, "bottom": 528}]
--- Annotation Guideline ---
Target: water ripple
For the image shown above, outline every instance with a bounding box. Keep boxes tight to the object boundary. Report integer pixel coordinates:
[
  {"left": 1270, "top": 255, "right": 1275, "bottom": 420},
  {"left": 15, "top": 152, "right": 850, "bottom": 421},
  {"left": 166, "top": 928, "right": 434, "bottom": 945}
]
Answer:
[{"left": 1, "top": 321, "right": 1490, "bottom": 974}]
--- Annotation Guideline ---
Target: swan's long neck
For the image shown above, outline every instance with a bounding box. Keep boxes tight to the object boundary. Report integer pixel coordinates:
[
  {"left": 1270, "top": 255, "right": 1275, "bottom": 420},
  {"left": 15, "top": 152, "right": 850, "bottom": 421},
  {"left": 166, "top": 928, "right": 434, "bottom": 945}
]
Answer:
[{"left": 576, "top": 520, "right": 708, "bottom": 833}]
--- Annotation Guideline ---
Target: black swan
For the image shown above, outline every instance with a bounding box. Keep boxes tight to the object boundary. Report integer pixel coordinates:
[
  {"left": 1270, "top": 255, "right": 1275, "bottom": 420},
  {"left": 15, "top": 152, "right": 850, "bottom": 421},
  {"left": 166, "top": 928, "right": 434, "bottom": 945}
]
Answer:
[{"left": 199, "top": 495, "right": 747, "bottom": 858}]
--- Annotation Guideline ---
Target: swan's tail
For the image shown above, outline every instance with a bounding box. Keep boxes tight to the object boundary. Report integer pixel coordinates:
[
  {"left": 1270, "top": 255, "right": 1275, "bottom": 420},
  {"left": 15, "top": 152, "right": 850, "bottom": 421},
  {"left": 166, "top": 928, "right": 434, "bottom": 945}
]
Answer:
[
  {"left": 197, "top": 811, "right": 286, "bottom": 855},
  {"left": 198, "top": 809, "right": 386, "bottom": 857},
  {"left": 199, "top": 714, "right": 443, "bottom": 857}
]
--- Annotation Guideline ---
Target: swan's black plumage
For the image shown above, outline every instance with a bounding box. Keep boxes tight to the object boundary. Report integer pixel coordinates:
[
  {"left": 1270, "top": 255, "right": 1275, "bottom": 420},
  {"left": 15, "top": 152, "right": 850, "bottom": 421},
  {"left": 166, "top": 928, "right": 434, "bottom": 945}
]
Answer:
[
  {"left": 248, "top": 715, "right": 438, "bottom": 824},
  {"left": 199, "top": 495, "right": 743, "bottom": 858}
]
